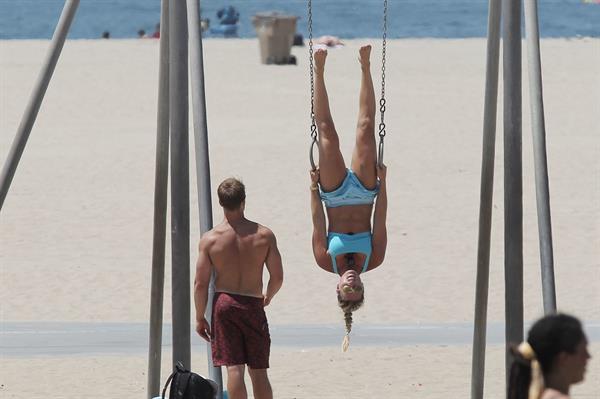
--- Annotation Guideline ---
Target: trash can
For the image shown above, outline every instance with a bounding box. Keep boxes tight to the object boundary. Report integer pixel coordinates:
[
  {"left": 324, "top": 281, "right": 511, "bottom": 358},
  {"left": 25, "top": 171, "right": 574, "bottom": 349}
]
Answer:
[{"left": 252, "top": 12, "right": 299, "bottom": 65}]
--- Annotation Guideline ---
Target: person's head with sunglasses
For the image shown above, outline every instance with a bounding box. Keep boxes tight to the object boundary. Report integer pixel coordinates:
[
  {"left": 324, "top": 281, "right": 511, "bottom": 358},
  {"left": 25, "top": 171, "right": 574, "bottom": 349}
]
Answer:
[{"left": 337, "top": 261, "right": 364, "bottom": 302}]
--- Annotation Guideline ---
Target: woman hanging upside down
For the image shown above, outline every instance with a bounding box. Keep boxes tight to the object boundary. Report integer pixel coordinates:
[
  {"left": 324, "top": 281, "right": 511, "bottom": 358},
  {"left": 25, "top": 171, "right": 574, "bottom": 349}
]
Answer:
[{"left": 309, "top": 45, "right": 387, "bottom": 351}]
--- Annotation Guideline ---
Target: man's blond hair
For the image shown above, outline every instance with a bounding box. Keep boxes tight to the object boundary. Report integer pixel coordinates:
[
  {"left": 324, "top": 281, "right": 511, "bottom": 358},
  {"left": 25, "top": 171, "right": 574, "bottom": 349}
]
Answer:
[{"left": 217, "top": 178, "right": 246, "bottom": 210}]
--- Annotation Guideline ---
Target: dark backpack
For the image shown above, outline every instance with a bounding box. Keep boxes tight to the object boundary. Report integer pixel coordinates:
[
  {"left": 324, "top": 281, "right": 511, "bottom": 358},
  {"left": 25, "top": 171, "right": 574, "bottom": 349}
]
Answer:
[{"left": 161, "top": 361, "right": 218, "bottom": 399}]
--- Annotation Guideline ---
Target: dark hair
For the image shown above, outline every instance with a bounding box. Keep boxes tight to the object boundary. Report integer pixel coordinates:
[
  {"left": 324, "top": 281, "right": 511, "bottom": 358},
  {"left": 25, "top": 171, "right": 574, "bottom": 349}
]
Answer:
[
  {"left": 217, "top": 178, "right": 246, "bottom": 211},
  {"left": 507, "top": 313, "right": 585, "bottom": 399}
]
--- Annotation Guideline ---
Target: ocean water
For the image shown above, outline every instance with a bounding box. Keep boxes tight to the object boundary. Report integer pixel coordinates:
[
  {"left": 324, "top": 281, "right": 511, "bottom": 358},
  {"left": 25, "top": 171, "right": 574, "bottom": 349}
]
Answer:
[{"left": 0, "top": 0, "right": 599, "bottom": 40}]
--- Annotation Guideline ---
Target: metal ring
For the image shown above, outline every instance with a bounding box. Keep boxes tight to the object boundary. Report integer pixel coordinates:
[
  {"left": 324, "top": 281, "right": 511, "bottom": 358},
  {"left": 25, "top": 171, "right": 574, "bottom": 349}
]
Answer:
[
  {"left": 309, "top": 138, "right": 318, "bottom": 170},
  {"left": 377, "top": 138, "right": 385, "bottom": 167}
]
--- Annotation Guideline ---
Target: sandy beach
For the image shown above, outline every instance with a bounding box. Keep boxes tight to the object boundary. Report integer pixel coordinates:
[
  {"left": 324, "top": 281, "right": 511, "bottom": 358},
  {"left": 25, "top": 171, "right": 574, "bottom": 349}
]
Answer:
[{"left": 1, "top": 38, "right": 599, "bottom": 397}]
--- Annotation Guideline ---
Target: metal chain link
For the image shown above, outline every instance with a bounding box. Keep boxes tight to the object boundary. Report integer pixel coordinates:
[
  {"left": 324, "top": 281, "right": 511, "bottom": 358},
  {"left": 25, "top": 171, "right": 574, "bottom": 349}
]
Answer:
[
  {"left": 308, "top": 0, "right": 387, "bottom": 168},
  {"left": 377, "top": 0, "right": 388, "bottom": 166},
  {"left": 308, "top": 0, "right": 318, "bottom": 170}
]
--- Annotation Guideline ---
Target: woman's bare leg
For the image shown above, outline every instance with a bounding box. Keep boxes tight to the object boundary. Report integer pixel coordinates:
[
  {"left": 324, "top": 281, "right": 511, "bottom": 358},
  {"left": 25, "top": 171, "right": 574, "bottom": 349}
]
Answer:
[
  {"left": 351, "top": 45, "right": 378, "bottom": 189},
  {"left": 314, "top": 48, "right": 346, "bottom": 191}
]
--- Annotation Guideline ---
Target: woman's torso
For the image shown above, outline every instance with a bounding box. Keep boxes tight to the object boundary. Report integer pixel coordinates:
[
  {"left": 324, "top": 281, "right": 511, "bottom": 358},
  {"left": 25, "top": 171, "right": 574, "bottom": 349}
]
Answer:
[{"left": 326, "top": 204, "right": 373, "bottom": 233}]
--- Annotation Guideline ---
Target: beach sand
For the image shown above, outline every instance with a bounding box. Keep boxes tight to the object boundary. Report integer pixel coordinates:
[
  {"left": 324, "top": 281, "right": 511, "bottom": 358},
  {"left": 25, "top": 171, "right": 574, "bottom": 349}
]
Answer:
[
  {"left": 1, "top": 38, "right": 599, "bottom": 397},
  {"left": 0, "top": 346, "right": 527, "bottom": 398}
]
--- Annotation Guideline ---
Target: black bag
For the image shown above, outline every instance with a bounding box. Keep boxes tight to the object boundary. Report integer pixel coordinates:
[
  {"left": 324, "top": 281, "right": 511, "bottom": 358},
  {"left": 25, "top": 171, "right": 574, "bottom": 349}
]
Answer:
[{"left": 161, "top": 361, "right": 218, "bottom": 399}]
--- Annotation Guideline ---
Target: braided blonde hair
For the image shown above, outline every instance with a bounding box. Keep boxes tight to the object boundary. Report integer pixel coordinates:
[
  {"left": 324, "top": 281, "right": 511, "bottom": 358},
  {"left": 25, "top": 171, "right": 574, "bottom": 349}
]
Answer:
[{"left": 337, "top": 293, "right": 364, "bottom": 352}]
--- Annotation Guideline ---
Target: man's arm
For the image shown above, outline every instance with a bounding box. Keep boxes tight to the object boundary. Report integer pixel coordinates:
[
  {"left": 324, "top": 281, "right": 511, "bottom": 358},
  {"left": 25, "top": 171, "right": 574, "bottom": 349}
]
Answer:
[
  {"left": 194, "top": 236, "right": 213, "bottom": 341},
  {"left": 310, "top": 169, "right": 332, "bottom": 271},
  {"left": 369, "top": 164, "right": 387, "bottom": 269},
  {"left": 263, "top": 230, "right": 283, "bottom": 306}
]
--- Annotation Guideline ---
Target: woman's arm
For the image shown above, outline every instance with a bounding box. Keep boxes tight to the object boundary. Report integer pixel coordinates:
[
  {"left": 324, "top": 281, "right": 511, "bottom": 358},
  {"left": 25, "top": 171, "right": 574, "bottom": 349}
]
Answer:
[
  {"left": 310, "top": 169, "right": 332, "bottom": 271},
  {"left": 369, "top": 164, "right": 387, "bottom": 269}
]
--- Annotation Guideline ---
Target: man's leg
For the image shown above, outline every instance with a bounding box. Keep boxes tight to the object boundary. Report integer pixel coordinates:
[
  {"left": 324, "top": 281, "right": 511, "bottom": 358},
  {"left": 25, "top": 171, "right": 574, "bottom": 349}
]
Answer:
[
  {"left": 226, "top": 365, "right": 247, "bottom": 399},
  {"left": 248, "top": 368, "right": 273, "bottom": 399},
  {"left": 314, "top": 48, "right": 346, "bottom": 191},
  {"left": 351, "top": 45, "right": 378, "bottom": 189}
]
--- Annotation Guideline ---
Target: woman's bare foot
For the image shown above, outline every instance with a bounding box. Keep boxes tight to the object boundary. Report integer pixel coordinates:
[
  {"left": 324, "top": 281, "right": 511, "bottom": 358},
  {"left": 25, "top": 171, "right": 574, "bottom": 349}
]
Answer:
[
  {"left": 314, "top": 48, "right": 327, "bottom": 73},
  {"left": 359, "top": 45, "right": 371, "bottom": 68}
]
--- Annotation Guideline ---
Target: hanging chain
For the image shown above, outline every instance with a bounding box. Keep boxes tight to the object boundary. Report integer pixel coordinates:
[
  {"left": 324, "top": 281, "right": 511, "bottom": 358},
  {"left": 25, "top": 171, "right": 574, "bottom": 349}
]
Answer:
[
  {"left": 308, "top": 0, "right": 386, "bottom": 168},
  {"left": 308, "top": 0, "right": 318, "bottom": 170},
  {"left": 378, "top": 0, "right": 388, "bottom": 166}
]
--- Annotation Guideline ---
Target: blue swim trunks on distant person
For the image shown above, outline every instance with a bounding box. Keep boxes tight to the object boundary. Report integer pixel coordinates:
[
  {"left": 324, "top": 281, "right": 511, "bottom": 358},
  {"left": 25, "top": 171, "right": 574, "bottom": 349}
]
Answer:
[{"left": 319, "top": 169, "right": 379, "bottom": 208}]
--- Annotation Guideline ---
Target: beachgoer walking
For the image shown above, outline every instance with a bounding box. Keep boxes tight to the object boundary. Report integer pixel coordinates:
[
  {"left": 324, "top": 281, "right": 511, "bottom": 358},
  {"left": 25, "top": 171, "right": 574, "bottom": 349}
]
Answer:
[{"left": 194, "top": 177, "right": 284, "bottom": 399}]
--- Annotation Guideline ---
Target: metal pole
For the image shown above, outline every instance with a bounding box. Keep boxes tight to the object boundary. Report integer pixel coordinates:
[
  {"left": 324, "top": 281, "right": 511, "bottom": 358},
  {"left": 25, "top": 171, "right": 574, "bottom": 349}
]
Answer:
[
  {"left": 470, "top": 0, "right": 502, "bottom": 398},
  {"left": 524, "top": 0, "right": 557, "bottom": 314},
  {"left": 147, "top": 0, "right": 170, "bottom": 397},
  {"left": 0, "top": 0, "right": 80, "bottom": 210},
  {"left": 502, "top": 0, "right": 524, "bottom": 385},
  {"left": 170, "top": 0, "right": 191, "bottom": 370},
  {"left": 185, "top": 0, "right": 223, "bottom": 395}
]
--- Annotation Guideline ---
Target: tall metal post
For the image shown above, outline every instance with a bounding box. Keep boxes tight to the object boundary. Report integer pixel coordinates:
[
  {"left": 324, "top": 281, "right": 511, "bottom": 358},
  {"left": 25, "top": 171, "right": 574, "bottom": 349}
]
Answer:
[
  {"left": 524, "top": 0, "right": 557, "bottom": 314},
  {"left": 470, "top": 0, "right": 502, "bottom": 397},
  {"left": 170, "top": 0, "right": 191, "bottom": 370},
  {"left": 147, "top": 0, "right": 170, "bottom": 396},
  {"left": 0, "top": 0, "right": 80, "bottom": 210},
  {"left": 502, "top": 0, "right": 524, "bottom": 384},
  {"left": 186, "top": 0, "right": 224, "bottom": 395}
]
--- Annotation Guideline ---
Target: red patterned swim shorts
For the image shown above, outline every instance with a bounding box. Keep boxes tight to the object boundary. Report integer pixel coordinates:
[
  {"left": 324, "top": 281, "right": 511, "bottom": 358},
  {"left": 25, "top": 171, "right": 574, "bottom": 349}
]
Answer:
[{"left": 211, "top": 292, "right": 270, "bottom": 369}]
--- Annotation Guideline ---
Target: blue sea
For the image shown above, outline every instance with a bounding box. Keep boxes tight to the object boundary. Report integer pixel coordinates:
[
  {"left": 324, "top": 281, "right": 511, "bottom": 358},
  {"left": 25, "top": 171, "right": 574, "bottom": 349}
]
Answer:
[{"left": 0, "top": 0, "right": 599, "bottom": 40}]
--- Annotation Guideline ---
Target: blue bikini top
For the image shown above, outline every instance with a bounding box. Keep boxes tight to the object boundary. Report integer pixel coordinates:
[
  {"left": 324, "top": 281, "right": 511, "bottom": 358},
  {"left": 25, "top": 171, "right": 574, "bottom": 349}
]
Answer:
[{"left": 327, "top": 231, "right": 372, "bottom": 274}]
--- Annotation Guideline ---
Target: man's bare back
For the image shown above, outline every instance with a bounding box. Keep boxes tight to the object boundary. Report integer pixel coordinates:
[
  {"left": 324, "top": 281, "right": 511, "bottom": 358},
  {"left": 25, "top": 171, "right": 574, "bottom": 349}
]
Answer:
[
  {"left": 195, "top": 213, "right": 283, "bottom": 340},
  {"left": 203, "top": 219, "right": 276, "bottom": 298}
]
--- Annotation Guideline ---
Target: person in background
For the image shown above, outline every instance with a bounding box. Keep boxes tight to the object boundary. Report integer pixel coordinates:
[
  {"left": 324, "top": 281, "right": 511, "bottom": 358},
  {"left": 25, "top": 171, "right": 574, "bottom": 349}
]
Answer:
[
  {"left": 315, "top": 35, "right": 344, "bottom": 48},
  {"left": 151, "top": 23, "right": 160, "bottom": 39},
  {"left": 508, "top": 313, "right": 591, "bottom": 399},
  {"left": 194, "top": 178, "right": 283, "bottom": 399}
]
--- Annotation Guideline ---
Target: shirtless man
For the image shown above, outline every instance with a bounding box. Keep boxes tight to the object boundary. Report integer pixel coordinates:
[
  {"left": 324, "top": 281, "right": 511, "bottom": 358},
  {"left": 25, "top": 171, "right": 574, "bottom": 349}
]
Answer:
[{"left": 194, "top": 177, "right": 283, "bottom": 399}]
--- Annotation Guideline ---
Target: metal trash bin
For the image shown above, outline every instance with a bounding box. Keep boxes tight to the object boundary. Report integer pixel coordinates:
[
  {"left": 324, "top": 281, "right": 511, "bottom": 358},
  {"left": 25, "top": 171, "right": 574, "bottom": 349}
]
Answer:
[{"left": 252, "top": 12, "right": 299, "bottom": 65}]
